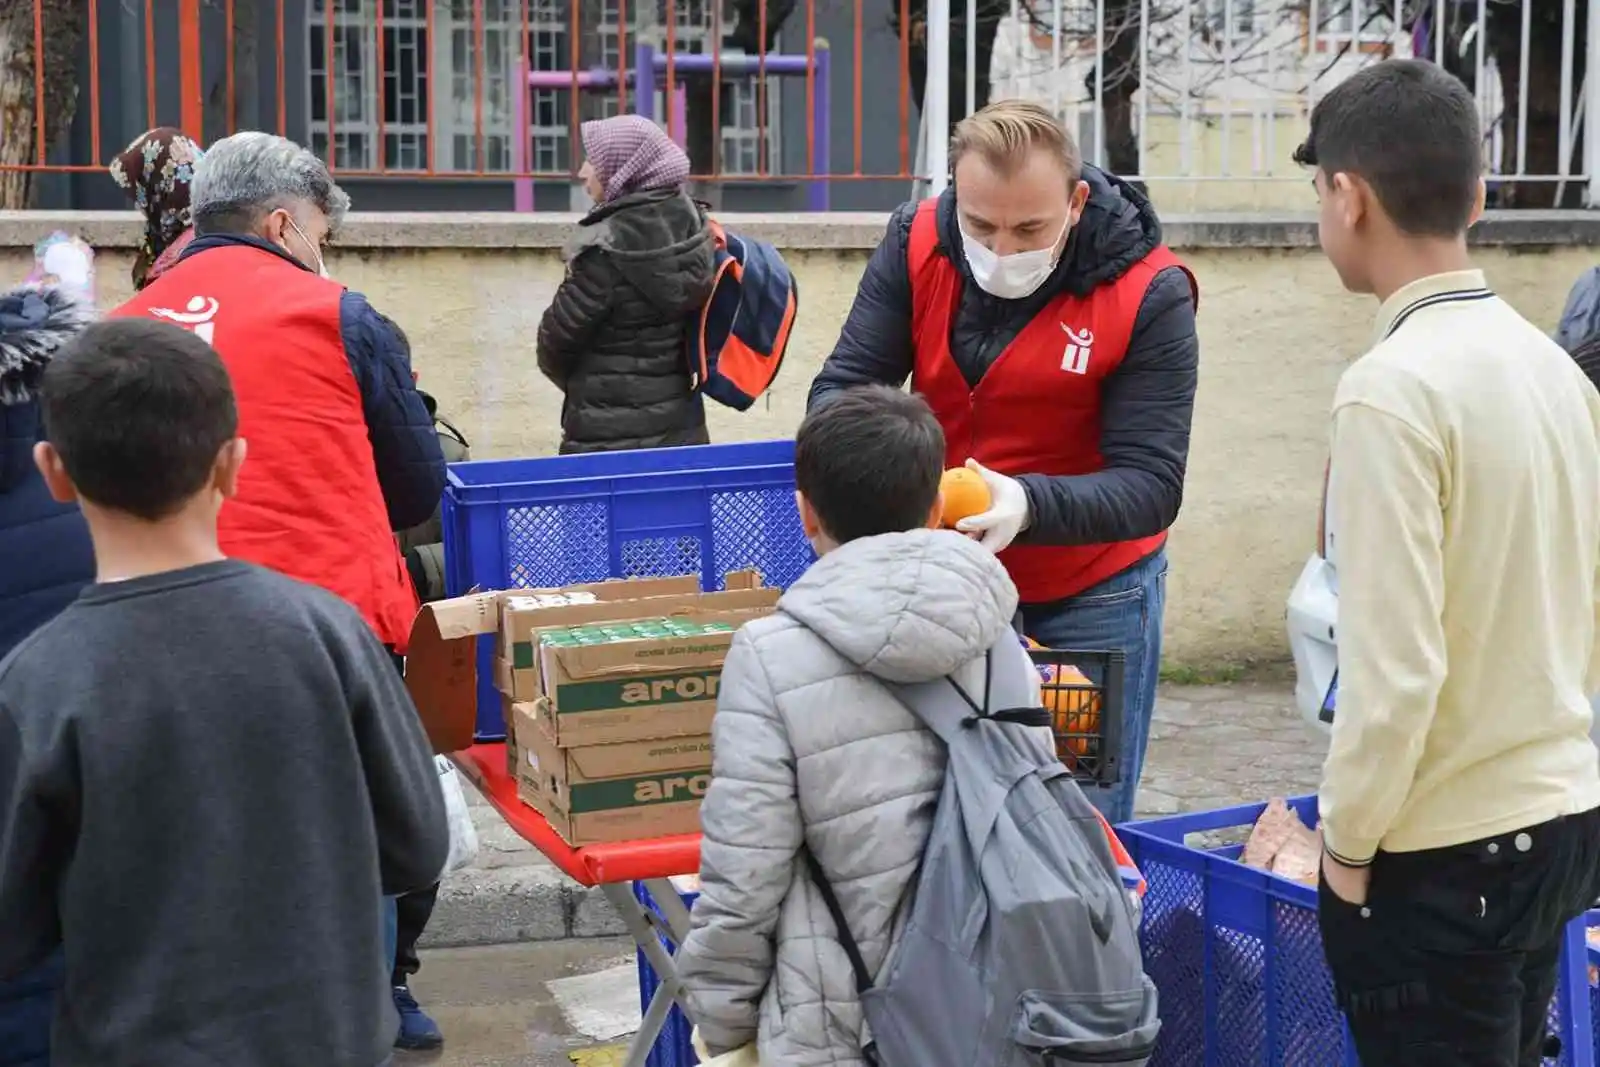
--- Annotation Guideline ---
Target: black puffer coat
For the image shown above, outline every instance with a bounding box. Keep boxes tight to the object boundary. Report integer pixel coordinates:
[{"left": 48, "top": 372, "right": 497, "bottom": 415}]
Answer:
[{"left": 537, "top": 189, "right": 716, "bottom": 453}]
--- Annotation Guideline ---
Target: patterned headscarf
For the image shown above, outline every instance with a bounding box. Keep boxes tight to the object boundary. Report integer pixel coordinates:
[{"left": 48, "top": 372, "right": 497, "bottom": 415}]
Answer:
[
  {"left": 580, "top": 115, "right": 691, "bottom": 204},
  {"left": 110, "top": 127, "right": 204, "bottom": 290}
]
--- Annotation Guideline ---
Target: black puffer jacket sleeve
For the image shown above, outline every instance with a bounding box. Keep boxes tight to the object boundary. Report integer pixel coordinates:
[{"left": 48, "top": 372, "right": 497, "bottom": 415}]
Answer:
[
  {"left": 806, "top": 205, "right": 918, "bottom": 408},
  {"left": 1015, "top": 265, "right": 1198, "bottom": 545},
  {"left": 339, "top": 292, "right": 448, "bottom": 532},
  {"left": 537, "top": 250, "right": 615, "bottom": 391}
]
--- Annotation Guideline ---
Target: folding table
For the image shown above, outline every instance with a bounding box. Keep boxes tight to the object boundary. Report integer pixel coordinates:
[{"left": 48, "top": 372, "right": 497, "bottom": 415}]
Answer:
[{"left": 452, "top": 743, "right": 701, "bottom": 1067}]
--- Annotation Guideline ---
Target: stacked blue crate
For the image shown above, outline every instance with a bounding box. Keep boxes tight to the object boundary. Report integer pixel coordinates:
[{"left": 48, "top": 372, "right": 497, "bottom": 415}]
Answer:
[
  {"left": 440, "top": 440, "right": 816, "bottom": 740},
  {"left": 1121, "top": 797, "right": 1595, "bottom": 1067}
]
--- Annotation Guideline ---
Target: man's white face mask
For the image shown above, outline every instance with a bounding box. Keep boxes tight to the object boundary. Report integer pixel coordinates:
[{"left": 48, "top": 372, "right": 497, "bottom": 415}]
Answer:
[
  {"left": 284, "top": 215, "right": 331, "bottom": 279},
  {"left": 959, "top": 218, "right": 1069, "bottom": 301}
]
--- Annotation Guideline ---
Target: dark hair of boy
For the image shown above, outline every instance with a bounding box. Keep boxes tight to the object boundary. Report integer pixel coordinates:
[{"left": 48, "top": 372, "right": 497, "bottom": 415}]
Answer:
[
  {"left": 1568, "top": 335, "right": 1600, "bottom": 392},
  {"left": 40, "top": 318, "right": 237, "bottom": 521},
  {"left": 1292, "top": 59, "right": 1481, "bottom": 237},
  {"left": 794, "top": 384, "right": 946, "bottom": 544}
]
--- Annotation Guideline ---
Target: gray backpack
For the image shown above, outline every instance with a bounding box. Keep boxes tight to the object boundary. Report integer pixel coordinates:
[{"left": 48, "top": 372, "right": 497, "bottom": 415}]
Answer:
[{"left": 806, "top": 636, "right": 1160, "bottom": 1067}]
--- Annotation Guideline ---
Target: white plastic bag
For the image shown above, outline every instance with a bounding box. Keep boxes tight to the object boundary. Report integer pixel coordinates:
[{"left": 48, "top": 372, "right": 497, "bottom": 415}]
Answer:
[
  {"left": 691, "top": 1028, "right": 760, "bottom": 1067},
  {"left": 436, "top": 755, "right": 479, "bottom": 876}
]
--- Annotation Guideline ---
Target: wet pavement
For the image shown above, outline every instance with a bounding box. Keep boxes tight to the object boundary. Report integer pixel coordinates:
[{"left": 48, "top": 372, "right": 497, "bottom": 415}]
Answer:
[{"left": 409, "top": 680, "right": 1327, "bottom": 1067}]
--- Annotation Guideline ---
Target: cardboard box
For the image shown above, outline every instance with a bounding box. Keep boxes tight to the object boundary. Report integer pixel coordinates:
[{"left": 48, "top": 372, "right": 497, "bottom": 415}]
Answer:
[
  {"left": 498, "top": 574, "right": 703, "bottom": 662},
  {"left": 404, "top": 572, "right": 773, "bottom": 754},
  {"left": 519, "top": 602, "right": 778, "bottom": 746},
  {"left": 498, "top": 584, "right": 777, "bottom": 702},
  {"left": 510, "top": 702, "right": 710, "bottom": 845}
]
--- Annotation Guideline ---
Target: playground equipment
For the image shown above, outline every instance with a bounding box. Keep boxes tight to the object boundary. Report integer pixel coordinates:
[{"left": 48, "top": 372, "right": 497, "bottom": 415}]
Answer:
[{"left": 512, "top": 41, "right": 831, "bottom": 211}]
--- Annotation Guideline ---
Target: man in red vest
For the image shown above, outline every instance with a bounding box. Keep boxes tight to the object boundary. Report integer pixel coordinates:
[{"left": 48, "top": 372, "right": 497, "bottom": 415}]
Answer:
[
  {"left": 808, "top": 100, "right": 1199, "bottom": 824},
  {"left": 109, "top": 131, "right": 450, "bottom": 1052}
]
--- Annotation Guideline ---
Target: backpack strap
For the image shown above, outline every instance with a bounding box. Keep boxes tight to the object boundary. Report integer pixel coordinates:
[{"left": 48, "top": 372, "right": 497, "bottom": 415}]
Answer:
[
  {"left": 803, "top": 848, "right": 874, "bottom": 994},
  {"left": 802, "top": 847, "right": 883, "bottom": 1067},
  {"left": 896, "top": 647, "right": 1051, "bottom": 744}
]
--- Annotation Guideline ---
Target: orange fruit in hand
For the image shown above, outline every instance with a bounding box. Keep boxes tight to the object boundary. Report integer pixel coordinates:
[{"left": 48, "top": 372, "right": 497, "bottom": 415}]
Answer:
[{"left": 940, "top": 467, "right": 992, "bottom": 528}]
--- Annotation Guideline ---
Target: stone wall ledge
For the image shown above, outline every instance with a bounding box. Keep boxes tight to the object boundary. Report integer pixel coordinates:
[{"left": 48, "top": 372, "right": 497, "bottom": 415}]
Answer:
[{"left": 3, "top": 208, "right": 1597, "bottom": 251}]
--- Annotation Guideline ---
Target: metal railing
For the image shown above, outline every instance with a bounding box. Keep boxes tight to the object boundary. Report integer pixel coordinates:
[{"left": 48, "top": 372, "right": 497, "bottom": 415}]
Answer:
[
  {"left": 3, "top": 0, "right": 1596, "bottom": 209},
  {"left": 926, "top": 0, "right": 1600, "bottom": 208}
]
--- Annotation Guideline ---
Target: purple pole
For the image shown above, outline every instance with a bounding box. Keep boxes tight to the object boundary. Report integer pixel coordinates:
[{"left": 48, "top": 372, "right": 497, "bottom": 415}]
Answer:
[
  {"left": 634, "top": 42, "right": 656, "bottom": 121},
  {"left": 527, "top": 71, "right": 619, "bottom": 89},
  {"left": 809, "top": 42, "right": 831, "bottom": 210},
  {"left": 671, "top": 88, "right": 687, "bottom": 148},
  {"left": 651, "top": 53, "right": 811, "bottom": 75},
  {"left": 513, "top": 55, "right": 533, "bottom": 212}
]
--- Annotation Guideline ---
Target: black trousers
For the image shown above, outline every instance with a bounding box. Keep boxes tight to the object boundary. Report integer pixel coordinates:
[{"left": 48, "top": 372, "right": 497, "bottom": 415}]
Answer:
[
  {"left": 392, "top": 883, "right": 437, "bottom": 987},
  {"left": 385, "top": 649, "right": 440, "bottom": 989},
  {"left": 1318, "top": 807, "right": 1600, "bottom": 1067}
]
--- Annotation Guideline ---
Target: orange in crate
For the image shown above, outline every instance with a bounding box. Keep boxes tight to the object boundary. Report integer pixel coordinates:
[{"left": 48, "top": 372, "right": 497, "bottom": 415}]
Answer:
[
  {"left": 939, "top": 467, "right": 991, "bottom": 528},
  {"left": 1023, "top": 636, "right": 1102, "bottom": 763}
]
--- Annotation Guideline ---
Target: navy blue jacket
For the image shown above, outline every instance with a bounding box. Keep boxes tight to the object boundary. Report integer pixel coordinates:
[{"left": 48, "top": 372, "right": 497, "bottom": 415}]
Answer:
[
  {"left": 178, "top": 235, "right": 446, "bottom": 532},
  {"left": 0, "top": 285, "right": 96, "bottom": 1067},
  {"left": 808, "top": 167, "right": 1199, "bottom": 551}
]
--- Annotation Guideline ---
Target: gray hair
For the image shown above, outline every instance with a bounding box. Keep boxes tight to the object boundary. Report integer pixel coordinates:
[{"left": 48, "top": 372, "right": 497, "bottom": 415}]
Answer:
[{"left": 190, "top": 132, "right": 351, "bottom": 235}]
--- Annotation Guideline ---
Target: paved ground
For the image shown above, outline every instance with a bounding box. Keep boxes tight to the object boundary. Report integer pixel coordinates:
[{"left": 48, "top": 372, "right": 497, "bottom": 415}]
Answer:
[{"left": 409, "top": 680, "right": 1327, "bottom": 1067}]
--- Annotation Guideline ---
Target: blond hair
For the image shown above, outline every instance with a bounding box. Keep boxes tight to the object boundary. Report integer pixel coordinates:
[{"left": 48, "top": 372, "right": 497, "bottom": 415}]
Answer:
[{"left": 950, "top": 99, "right": 1082, "bottom": 182}]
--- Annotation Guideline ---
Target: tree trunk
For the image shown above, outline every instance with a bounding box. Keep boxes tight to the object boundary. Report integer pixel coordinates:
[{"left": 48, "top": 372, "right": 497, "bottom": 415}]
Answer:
[
  {"left": 1096, "top": 0, "right": 1144, "bottom": 186},
  {"left": 0, "top": 0, "right": 84, "bottom": 208}
]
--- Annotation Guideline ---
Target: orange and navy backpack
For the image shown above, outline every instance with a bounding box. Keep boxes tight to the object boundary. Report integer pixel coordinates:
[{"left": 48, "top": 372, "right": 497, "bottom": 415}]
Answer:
[{"left": 687, "top": 218, "right": 797, "bottom": 411}]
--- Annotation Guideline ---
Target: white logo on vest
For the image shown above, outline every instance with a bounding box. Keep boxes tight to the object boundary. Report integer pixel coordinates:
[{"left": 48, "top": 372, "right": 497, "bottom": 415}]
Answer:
[
  {"left": 1060, "top": 324, "right": 1094, "bottom": 374},
  {"left": 150, "top": 296, "right": 221, "bottom": 345}
]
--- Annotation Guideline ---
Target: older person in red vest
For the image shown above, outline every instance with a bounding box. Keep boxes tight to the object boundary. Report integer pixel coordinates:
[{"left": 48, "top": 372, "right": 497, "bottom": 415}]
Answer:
[
  {"left": 107, "top": 130, "right": 449, "bottom": 1053},
  {"left": 809, "top": 100, "right": 1199, "bottom": 824}
]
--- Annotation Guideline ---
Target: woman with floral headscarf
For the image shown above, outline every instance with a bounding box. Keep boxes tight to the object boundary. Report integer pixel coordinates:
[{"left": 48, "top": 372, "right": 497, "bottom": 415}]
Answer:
[
  {"left": 109, "top": 127, "right": 204, "bottom": 291},
  {"left": 536, "top": 114, "right": 715, "bottom": 453}
]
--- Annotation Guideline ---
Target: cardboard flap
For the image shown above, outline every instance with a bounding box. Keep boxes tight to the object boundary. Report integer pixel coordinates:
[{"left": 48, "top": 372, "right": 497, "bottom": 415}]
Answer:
[
  {"left": 547, "top": 633, "right": 734, "bottom": 682},
  {"left": 428, "top": 592, "right": 501, "bottom": 639},
  {"left": 405, "top": 593, "right": 499, "bottom": 755},
  {"left": 723, "top": 569, "right": 762, "bottom": 590}
]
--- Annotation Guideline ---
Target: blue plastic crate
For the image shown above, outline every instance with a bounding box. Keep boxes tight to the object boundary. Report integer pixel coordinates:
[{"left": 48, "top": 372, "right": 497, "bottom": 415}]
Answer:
[
  {"left": 1120, "top": 797, "right": 1595, "bottom": 1067},
  {"left": 634, "top": 878, "right": 702, "bottom": 1067},
  {"left": 441, "top": 440, "right": 815, "bottom": 739},
  {"left": 1587, "top": 910, "right": 1600, "bottom": 1067}
]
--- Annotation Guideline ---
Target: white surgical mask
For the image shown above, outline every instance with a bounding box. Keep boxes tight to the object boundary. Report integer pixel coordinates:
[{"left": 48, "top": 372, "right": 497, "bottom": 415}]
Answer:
[
  {"left": 284, "top": 216, "right": 330, "bottom": 279},
  {"left": 960, "top": 219, "right": 1069, "bottom": 300}
]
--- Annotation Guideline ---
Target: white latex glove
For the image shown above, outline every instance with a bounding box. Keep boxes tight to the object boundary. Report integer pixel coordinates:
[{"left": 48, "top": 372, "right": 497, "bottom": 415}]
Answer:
[{"left": 954, "top": 458, "right": 1031, "bottom": 554}]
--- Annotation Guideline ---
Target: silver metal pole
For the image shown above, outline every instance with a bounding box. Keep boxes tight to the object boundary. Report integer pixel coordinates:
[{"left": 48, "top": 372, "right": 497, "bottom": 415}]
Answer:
[
  {"left": 928, "top": 0, "right": 953, "bottom": 193},
  {"left": 1587, "top": 0, "right": 1600, "bottom": 202},
  {"left": 966, "top": 0, "right": 978, "bottom": 119}
]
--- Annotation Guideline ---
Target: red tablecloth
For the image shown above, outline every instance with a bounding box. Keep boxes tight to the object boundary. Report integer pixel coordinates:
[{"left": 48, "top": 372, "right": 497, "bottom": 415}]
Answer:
[{"left": 452, "top": 743, "right": 702, "bottom": 887}]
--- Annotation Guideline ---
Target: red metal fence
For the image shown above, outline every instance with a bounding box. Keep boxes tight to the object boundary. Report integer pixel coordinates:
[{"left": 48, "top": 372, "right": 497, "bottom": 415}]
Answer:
[{"left": 14, "top": 0, "right": 925, "bottom": 189}]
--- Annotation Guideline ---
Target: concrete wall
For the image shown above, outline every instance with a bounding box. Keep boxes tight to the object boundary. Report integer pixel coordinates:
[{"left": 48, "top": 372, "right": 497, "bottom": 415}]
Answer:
[{"left": 7, "top": 209, "right": 1597, "bottom": 668}]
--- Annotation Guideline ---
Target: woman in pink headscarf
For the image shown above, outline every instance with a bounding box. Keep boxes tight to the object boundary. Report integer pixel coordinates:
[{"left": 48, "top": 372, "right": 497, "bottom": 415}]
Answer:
[{"left": 536, "top": 114, "right": 716, "bottom": 453}]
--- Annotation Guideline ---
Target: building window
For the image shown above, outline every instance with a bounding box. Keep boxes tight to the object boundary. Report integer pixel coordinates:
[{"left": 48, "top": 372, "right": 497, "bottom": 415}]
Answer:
[
  {"left": 309, "top": 0, "right": 781, "bottom": 176},
  {"left": 1312, "top": 0, "right": 1395, "bottom": 51},
  {"left": 1202, "top": 0, "right": 1256, "bottom": 42}
]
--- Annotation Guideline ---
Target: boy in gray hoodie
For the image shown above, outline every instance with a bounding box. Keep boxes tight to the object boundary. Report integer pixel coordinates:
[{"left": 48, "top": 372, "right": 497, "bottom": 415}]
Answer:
[{"left": 677, "top": 385, "right": 1032, "bottom": 1066}]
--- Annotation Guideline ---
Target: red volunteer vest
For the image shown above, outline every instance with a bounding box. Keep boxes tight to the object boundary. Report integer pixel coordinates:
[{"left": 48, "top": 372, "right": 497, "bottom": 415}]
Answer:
[
  {"left": 908, "top": 199, "right": 1196, "bottom": 603},
  {"left": 113, "top": 245, "right": 420, "bottom": 650}
]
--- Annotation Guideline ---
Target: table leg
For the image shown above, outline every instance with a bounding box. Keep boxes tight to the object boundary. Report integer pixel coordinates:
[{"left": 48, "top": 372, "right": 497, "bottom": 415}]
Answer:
[
  {"left": 640, "top": 876, "right": 694, "bottom": 942},
  {"left": 599, "top": 881, "right": 694, "bottom": 1067}
]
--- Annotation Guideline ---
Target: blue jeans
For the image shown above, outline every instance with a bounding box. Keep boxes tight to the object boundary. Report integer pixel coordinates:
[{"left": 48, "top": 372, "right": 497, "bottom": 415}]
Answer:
[
  {"left": 0, "top": 951, "right": 61, "bottom": 1067},
  {"left": 383, "top": 896, "right": 399, "bottom": 980},
  {"left": 1020, "top": 547, "right": 1168, "bottom": 825}
]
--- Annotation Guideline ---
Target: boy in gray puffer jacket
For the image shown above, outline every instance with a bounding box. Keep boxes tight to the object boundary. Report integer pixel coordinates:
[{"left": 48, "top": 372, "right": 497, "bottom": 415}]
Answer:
[{"left": 677, "top": 385, "right": 1035, "bottom": 1066}]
